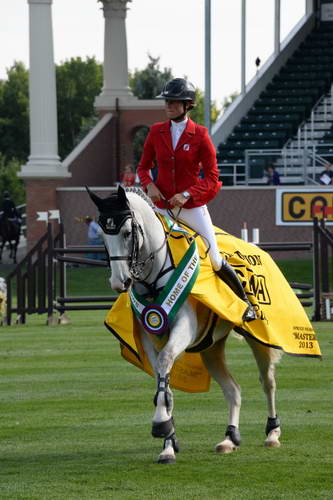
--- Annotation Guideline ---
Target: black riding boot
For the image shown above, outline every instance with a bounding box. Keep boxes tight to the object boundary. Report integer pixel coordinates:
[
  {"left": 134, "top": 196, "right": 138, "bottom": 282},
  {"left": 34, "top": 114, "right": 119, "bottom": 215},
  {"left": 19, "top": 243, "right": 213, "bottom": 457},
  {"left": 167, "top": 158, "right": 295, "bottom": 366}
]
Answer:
[{"left": 216, "top": 260, "right": 256, "bottom": 322}]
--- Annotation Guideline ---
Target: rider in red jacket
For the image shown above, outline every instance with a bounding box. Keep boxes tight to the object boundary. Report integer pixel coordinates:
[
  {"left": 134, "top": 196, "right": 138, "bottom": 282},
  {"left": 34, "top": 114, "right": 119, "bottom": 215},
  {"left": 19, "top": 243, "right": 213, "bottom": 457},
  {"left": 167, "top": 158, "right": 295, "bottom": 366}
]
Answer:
[
  {"left": 138, "top": 115, "right": 221, "bottom": 209},
  {"left": 137, "top": 78, "right": 255, "bottom": 322}
]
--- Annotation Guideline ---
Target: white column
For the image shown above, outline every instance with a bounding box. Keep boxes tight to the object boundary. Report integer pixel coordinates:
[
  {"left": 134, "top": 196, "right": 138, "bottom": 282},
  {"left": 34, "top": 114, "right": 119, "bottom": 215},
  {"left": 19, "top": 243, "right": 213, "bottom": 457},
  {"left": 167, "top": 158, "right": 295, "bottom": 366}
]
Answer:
[
  {"left": 20, "top": 0, "right": 69, "bottom": 178},
  {"left": 95, "top": 0, "right": 137, "bottom": 110},
  {"left": 241, "top": 0, "right": 246, "bottom": 95},
  {"left": 274, "top": 0, "right": 281, "bottom": 55}
]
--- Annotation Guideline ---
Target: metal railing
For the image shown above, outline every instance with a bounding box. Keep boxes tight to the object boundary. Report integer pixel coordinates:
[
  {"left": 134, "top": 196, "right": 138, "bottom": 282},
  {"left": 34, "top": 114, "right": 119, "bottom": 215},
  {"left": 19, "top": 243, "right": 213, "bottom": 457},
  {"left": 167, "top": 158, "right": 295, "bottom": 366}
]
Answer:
[
  {"left": 4, "top": 223, "right": 116, "bottom": 325},
  {"left": 218, "top": 163, "right": 246, "bottom": 184},
  {"left": 312, "top": 216, "right": 333, "bottom": 321},
  {"left": 243, "top": 144, "right": 333, "bottom": 185}
]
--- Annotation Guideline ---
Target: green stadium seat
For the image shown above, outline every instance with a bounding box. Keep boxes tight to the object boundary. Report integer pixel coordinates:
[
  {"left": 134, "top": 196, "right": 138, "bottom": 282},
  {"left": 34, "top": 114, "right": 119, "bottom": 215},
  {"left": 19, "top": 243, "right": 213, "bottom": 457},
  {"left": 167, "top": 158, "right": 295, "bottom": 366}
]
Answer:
[{"left": 217, "top": 22, "right": 333, "bottom": 171}]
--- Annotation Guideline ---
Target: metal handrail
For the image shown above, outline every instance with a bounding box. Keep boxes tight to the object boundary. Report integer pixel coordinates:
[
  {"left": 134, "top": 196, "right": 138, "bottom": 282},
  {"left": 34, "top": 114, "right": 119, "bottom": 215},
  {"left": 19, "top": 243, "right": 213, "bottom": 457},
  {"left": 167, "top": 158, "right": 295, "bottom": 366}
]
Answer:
[{"left": 218, "top": 163, "right": 246, "bottom": 185}]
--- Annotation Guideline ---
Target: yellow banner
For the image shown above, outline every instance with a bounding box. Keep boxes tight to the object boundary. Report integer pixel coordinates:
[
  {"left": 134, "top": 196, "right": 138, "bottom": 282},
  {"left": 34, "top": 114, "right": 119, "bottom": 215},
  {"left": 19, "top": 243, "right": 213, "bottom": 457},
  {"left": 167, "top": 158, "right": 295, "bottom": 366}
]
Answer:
[
  {"left": 281, "top": 191, "right": 333, "bottom": 223},
  {"left": 105, "top": 216, "right": 321, "bottom": 393}
]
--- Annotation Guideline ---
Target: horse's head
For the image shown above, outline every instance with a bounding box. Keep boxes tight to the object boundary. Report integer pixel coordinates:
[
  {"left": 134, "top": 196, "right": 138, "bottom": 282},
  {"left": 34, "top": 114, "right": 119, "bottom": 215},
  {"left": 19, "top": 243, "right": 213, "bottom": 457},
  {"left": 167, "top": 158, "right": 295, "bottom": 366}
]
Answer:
[{"left": 86, "top": 185, "right": 145, "bottom": 292}]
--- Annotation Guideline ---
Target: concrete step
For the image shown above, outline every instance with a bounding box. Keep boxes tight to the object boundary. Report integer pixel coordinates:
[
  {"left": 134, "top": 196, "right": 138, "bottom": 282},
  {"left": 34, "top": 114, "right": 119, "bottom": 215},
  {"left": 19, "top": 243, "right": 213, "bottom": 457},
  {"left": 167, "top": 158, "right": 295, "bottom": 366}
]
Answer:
[{"left": 302, "top": 122, "right": 332, "bottom": 129}]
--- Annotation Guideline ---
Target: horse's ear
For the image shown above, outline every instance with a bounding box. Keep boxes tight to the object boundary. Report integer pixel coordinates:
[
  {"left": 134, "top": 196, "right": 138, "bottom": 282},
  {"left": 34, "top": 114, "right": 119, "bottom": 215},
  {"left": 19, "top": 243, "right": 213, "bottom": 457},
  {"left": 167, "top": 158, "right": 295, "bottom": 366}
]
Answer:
[
  {"left": 85, "top": 186, "right": 102, "bottom": 209},
  {"left": 117, "top": 184, "right": 128, "bottom": 206}
]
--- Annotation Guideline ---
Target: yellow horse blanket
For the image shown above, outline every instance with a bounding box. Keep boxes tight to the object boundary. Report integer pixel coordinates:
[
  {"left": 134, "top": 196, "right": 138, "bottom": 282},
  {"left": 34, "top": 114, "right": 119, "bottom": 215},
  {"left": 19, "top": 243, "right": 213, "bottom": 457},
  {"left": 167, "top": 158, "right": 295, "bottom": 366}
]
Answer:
[{"left": 105, "top": 216, "right": 321, "bottom": 393}]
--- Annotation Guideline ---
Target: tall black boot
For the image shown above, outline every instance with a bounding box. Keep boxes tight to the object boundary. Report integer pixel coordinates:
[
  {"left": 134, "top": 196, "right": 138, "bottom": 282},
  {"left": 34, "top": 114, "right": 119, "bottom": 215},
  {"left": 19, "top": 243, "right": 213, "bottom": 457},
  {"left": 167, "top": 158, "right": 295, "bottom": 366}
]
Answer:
[{"left": 216, "top": 259, "right": 256, "bottom": 322}]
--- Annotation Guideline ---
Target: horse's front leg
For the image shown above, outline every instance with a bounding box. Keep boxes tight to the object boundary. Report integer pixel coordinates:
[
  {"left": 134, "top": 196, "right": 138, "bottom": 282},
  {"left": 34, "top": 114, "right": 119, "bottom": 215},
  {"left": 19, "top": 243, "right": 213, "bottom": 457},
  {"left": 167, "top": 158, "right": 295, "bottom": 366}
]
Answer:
[{"left": 152, "top": 302, "right": 197, "bottom": 464}]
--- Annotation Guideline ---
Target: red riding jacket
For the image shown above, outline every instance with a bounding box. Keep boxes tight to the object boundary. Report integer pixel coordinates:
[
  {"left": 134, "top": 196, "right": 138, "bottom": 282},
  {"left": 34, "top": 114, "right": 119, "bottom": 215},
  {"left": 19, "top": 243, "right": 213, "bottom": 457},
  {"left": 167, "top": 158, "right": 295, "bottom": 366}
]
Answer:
[{"left": 137, "top": 119, "right": 222, "bottom": 208}]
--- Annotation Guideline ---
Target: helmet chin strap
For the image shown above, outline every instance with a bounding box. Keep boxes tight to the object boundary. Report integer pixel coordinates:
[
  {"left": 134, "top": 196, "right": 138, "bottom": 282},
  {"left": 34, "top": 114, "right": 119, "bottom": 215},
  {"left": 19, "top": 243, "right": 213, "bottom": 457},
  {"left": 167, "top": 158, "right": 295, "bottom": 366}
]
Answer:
[{"left": 171, "top": 101, "right": 189, "bottom": 122}]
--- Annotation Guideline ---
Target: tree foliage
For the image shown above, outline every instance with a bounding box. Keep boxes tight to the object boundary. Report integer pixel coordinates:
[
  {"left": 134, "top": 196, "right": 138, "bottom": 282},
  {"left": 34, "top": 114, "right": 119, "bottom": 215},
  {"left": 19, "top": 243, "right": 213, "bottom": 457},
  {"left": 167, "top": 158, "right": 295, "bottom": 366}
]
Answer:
[
  {"left": 0, "top": 62, "right": 29, "bottom": 163},
  {"left": 132, "top": 126, "right": 150, "bottom": 166},
  {"left": 56, "top": 57, "right": 103, "bottom": 158},
  {"left": 0, "top": 58, "right": 103, "bottom": 164},
  {"left": 0, "top": 154, "right": 25, "bottom": 205},
  {"left": 129, "top": 55, "right": 173, "bottom": 100},
  {"left": 190, "top": 88, "right": 221, "bottom": 126}
]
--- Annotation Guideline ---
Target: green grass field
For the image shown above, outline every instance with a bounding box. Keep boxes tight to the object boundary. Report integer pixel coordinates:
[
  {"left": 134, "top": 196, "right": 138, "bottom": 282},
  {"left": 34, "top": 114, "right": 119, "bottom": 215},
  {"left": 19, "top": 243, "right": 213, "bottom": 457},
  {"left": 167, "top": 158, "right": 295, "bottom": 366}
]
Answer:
[
  {"left": 0, "top": 258, "right": 332, "bottom": 498},
  {"left": 0, "top": 257, "right": 322, "bottom": 299},
  {"left": 0, "top": 310, "right": 332, "bottom": 500}
]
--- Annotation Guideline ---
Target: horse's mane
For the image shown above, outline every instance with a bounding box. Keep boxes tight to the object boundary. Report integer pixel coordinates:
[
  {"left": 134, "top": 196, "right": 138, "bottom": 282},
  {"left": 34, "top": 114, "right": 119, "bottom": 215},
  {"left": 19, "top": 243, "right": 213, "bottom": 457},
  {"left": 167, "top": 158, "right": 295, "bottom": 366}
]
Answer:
[{"left": 124, "top": 187, "right": 155, "bottom": 210}]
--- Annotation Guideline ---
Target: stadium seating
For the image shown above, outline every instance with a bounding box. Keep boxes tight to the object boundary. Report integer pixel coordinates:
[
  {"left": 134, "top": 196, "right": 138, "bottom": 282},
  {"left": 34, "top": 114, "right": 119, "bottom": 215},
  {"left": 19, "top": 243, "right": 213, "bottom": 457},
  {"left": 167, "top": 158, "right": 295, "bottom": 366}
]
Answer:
[{"left": 217, "top": 21, "right": 333, "bottom": 185}]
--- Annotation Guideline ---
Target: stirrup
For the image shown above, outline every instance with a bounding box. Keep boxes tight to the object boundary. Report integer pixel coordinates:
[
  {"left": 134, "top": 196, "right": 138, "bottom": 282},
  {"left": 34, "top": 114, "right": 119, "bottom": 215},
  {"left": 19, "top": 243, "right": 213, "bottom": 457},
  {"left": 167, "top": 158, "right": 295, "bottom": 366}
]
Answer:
[{"left": 242, "top": 301, "right": 256, "bottom": 322}]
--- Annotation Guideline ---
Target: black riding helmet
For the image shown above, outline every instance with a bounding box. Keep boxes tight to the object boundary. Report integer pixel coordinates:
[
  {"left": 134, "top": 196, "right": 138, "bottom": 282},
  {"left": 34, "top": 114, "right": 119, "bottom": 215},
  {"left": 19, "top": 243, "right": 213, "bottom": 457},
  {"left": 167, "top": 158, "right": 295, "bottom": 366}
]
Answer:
[{"left": 156, "top": 78, "right": 196, "bottom": 114}]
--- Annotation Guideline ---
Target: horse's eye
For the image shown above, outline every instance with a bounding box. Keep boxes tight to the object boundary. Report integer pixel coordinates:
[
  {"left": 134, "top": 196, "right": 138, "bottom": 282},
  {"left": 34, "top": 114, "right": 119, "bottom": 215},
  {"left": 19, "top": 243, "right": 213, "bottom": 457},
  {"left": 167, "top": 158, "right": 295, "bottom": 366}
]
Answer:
[{"left": 123, "top": 230, "right": 131, "bottom": 239}]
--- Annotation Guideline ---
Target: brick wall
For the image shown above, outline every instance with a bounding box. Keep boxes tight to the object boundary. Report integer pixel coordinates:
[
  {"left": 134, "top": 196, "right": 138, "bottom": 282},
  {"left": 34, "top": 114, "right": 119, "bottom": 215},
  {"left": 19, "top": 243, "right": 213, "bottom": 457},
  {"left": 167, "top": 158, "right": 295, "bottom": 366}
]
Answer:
[{"left": 57, "top": 187, "right": 314, "bottom": 261}]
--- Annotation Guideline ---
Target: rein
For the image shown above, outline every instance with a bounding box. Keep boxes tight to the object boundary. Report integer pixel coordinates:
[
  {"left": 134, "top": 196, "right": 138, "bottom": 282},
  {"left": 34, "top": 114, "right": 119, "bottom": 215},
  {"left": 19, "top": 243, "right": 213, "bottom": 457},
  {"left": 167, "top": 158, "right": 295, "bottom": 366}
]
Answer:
[{"left": 98, "top": 203, "right": 179, "bottom": 290}]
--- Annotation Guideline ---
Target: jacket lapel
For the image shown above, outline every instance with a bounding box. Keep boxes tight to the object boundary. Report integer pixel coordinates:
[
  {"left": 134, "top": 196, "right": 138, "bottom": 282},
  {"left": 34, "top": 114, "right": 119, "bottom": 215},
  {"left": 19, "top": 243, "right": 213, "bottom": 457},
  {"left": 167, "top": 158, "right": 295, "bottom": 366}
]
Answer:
[
  {"left": 159, "top": 121, "right": 173, "bottom": 153},
  {"left": 175, "top": 119, "right": 196, "bottom": 151}
]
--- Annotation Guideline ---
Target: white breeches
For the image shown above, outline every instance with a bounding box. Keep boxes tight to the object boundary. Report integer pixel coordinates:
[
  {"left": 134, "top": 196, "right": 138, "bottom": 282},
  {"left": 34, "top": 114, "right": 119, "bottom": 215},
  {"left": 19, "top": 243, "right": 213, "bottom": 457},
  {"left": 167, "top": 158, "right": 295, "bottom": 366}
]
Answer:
[{"left": 155, "top": 205, "right": 222, "bottom": 270}]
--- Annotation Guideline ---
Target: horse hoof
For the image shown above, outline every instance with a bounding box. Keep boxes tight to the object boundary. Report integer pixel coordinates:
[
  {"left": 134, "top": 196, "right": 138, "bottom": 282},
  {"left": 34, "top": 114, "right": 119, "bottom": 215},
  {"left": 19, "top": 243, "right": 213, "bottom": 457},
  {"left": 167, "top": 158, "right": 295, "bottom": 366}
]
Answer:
[
  {"left": 265, "top": 428, "right": 281, "bottom": 447},
  {"left": 157, "top": 456, "right": 176, "bottom": 464},
  {"left": 152, "top": 418, "right": 174, "bottom": 438},
  {"left": 265, "top": 438, "right": 281, "bottom": 448},
  {"left": 215, "top": 438, "right": 238, "bottom": 454}
]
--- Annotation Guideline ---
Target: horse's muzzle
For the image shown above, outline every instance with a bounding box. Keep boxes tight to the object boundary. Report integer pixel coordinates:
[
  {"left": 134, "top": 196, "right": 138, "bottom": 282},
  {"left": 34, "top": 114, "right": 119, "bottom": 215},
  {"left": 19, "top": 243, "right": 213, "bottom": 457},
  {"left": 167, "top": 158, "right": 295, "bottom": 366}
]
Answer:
[{"left": 110, "top": 277, "right": 132, "bottom": 293}]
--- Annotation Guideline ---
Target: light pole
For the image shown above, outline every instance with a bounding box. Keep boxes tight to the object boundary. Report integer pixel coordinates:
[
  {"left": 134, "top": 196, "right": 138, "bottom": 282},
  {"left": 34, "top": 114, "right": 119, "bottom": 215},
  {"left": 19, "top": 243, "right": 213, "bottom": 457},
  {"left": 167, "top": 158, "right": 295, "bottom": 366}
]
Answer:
[{"left": 204, "top": 0, "right": 211, "bottom": 134}]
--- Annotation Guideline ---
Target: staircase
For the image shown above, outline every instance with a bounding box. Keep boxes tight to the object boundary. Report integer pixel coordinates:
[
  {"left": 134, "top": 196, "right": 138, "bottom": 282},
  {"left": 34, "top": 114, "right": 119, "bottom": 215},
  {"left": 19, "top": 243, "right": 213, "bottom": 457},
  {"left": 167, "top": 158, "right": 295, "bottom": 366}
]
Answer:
[
  {"left": 217, "top": 21, "right": 333, "bottom": 186},
  {"left": 274, "top": 87, "right": 333, "bottom": 184}
]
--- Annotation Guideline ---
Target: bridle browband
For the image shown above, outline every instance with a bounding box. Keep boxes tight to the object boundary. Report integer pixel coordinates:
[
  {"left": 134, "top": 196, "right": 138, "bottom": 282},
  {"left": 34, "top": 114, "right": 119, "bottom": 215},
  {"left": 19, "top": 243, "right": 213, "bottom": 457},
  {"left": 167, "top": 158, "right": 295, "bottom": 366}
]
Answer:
[{"left": 98, "top": 207, "right": 137, "bottom": 261}]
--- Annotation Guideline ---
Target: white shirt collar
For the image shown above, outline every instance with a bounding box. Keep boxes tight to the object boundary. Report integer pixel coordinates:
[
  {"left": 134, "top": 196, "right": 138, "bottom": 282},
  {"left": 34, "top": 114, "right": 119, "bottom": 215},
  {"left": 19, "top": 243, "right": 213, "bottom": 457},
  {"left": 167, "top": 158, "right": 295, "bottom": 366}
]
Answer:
[{"left": 171, "top": 117, "right": 188, "bottom": 131}]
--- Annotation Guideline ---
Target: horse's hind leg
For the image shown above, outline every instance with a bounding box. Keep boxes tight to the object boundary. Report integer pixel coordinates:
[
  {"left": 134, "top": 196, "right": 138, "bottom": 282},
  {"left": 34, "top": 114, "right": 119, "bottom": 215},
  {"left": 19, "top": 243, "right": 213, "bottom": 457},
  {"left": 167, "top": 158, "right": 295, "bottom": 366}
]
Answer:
[
  {"left": 201, "top": 337, "right": 242, "bottom": 454},
  {"left": 245, "top": 336, "right": 282, "bottom": 447}
]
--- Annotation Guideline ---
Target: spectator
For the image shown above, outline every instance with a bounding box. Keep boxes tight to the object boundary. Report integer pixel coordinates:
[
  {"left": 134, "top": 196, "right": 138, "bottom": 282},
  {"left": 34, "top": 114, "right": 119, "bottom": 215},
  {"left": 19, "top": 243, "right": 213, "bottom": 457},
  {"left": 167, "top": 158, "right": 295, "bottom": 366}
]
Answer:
[
  {"left": 120, "top": 165, "right": 136, "bottom": 187},
  {"left": 319, "top": 162, "right": 333, "bottom": 185},
  {"left": 265, "top": 165, "right": 280, "bottom": 186},
  {"left": 85, "top": 216, "right": 104, "bottom": 261}
]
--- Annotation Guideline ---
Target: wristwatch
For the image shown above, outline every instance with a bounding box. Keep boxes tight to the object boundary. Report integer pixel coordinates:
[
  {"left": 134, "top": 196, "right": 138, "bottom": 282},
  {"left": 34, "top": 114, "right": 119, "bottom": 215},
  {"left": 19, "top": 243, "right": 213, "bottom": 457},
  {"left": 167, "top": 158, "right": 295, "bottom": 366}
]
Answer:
[{"left": 182, "top": 191, "right": 191, "bottom": 199}]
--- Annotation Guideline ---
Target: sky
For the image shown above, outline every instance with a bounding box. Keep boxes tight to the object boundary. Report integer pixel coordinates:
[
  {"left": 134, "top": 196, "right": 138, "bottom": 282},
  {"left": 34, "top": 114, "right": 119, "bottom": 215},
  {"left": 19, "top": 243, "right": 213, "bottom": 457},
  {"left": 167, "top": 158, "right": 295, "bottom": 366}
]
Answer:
[{"left": 0, "top": 0, "right": 306, "bottom": 108}]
